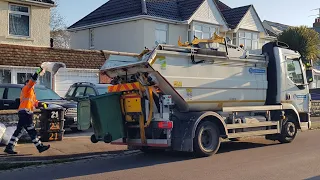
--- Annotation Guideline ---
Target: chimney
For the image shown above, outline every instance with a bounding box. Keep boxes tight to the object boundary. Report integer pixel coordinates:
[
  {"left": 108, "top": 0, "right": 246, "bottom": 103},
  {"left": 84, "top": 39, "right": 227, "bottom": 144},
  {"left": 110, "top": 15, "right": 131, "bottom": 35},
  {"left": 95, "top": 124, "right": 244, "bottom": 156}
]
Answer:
[
  {"left": 141, "top": 0, "right": 147, "bottom": 14},
  {"left": 313, "top": 8, "right": 320, "bottom": 28}
]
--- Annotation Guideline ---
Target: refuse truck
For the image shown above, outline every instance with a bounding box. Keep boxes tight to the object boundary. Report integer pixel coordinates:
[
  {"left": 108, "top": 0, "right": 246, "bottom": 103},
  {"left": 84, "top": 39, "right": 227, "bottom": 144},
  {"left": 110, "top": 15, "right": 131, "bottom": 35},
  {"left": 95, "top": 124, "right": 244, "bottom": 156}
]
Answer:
[{"left": 78, "top": 34, "right": 313, "bottom": 157}]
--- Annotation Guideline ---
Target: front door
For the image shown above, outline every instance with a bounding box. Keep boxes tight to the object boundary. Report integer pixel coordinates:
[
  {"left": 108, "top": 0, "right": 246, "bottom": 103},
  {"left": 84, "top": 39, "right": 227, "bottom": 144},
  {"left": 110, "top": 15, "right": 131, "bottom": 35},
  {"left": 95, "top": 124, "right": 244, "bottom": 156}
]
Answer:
[{"left": 284, "top": 56, "right": 309, "bottom": 113}]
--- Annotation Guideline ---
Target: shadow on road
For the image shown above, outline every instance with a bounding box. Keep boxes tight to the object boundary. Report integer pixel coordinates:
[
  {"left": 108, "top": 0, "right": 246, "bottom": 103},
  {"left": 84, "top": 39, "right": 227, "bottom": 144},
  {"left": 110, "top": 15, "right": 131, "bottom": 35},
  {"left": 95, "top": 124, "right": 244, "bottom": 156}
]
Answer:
[
  {"left": 305, "top": 176, "right": 320, "bottom": 180},
  {"left": 0, "top": 150, "right": 127, "bottom": 162},
  {"left": 0, "top": 140, "right": 282, "bottom": 180},
  {"left": 218, "top": 140, "right": 279, "bottom": 154}
]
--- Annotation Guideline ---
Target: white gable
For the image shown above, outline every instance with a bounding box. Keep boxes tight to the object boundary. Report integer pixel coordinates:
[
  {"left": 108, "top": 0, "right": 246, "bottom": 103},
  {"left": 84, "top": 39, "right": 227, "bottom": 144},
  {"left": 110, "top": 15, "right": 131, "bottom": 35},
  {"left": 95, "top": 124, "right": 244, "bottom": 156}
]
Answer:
[
  {"left": 238, "top": 7, "right": 265, "bottom": 33},
  {"left": 189, "top": 0, "right": 228, "bottom": 30}
]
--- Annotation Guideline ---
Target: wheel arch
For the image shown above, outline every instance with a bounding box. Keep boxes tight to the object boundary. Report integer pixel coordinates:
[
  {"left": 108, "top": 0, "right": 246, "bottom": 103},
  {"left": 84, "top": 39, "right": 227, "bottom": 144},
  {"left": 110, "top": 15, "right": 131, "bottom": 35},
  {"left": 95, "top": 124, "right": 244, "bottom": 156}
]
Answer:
[
  {"left": 192, "top": 112, "right": 228, "bottom": 139},
  {"left": 281, "top": 103, "right": 301, "bottom": 129}
]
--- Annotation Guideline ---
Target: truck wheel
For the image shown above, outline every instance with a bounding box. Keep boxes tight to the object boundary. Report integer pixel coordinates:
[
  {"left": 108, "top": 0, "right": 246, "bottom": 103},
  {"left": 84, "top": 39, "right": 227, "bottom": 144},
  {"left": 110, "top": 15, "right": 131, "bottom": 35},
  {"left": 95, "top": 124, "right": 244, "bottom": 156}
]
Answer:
[
  {"left": 278, "top": 116, "right": 298, "bottom": 144},
  {"left": 194, "top": 121, "right": 221, "bottom": 157}
]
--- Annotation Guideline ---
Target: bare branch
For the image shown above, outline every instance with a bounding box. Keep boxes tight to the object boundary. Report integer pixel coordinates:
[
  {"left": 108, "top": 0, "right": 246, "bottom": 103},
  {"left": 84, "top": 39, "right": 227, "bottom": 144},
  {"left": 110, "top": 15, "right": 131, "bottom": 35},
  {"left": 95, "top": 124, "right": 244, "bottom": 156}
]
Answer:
[{"left": 50, "top": 0, "right": 70, "bottom": 48}]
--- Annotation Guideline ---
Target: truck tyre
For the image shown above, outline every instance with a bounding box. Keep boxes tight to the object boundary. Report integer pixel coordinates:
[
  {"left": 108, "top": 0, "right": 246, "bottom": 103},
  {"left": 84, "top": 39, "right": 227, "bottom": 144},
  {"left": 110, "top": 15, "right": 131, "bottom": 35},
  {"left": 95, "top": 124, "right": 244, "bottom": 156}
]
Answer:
[
  {"left": 278, "top": 116, "right": 298, "bottom": 144},
  {"left": 194, "top": 121, "right": 221, "bottom": 157}
]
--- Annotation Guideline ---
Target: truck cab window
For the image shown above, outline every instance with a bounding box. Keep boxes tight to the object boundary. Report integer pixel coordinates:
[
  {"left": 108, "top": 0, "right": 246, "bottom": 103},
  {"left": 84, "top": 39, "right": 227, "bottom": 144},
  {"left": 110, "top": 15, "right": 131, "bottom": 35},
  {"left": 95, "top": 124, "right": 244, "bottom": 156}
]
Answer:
[{"left": 286, "top": 59, "right": 304, "bottom": 84}]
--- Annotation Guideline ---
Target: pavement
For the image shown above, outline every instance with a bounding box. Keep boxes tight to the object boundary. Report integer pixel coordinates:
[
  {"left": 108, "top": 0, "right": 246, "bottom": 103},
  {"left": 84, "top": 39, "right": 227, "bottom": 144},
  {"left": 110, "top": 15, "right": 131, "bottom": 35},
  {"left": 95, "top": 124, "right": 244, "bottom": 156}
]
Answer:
[
  {"left": 0, "top": 129, "right": 320, "bottom": 180},
  {"left": 0, "top": 129, "right": 127, "bottom": 164}
]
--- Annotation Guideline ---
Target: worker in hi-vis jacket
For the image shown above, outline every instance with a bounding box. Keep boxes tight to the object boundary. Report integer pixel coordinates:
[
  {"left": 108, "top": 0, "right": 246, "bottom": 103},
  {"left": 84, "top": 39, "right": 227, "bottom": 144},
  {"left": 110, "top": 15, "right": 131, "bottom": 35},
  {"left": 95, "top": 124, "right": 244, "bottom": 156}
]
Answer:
[{"left": 4, "top": 67, "right": 50, "bottom": 154}]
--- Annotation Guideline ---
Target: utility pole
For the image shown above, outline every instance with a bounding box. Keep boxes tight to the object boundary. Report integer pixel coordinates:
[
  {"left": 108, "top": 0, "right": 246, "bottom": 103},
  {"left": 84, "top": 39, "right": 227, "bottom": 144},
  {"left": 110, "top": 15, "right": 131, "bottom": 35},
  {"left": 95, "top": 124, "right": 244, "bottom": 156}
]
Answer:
[{"left": 310, "top": 8, "right": 320, "bottom": 18}]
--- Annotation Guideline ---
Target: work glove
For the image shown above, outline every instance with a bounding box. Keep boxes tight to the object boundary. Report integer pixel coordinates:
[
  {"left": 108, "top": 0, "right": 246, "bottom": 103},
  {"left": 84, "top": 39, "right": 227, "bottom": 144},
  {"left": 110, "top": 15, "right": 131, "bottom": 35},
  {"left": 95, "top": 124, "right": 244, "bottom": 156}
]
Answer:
[
  {"left": 38, "top": 102, "right": 48, "bottom": 109},
  {"left": 35, "top": 67, "right": 44, "bottom": 75},
  {"left": 32, "top": 67, "right": 44, "bottom": 81}
]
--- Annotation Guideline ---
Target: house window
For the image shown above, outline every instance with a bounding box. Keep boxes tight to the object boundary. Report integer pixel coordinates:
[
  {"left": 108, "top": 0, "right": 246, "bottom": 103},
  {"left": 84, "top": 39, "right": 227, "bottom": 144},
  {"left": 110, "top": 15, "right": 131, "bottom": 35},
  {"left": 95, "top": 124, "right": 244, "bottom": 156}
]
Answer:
[
  {"left": 38, "top": 71, "right": 52, "bottom": 89},
  {"left": 17, "top": 72, "right": 52, "bottom": 88},
  {"left": 0, "top": 70, "right": 11, "bottom": 84},
  {"left": 232, "top": 33, "right": 237, "bottom": 45},
  {"left": 9, "top": 4, "right": 30, "bottom": 37},
  {"left": 155, "top": 23, "right": 168, "bottom": 45},
  {"left": 89, "top": 29, "right": 94, "bottom": 48},
  {"left": 17, "top": 73, "right": 32, "bottom": 84},
  {"left": 238, "top": 31, "right": 259, "bottom": 50},
  {"left": 193, "top": 24, "right": 217, "bottom": 39}
]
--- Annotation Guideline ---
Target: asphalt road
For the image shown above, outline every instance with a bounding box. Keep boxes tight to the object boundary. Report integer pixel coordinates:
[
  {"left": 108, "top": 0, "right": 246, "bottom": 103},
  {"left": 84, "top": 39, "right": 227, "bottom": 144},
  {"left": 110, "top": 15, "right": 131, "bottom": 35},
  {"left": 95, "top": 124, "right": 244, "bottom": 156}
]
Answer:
[{"left": 1, "top": 130, "right": 320, "bottom": 180}]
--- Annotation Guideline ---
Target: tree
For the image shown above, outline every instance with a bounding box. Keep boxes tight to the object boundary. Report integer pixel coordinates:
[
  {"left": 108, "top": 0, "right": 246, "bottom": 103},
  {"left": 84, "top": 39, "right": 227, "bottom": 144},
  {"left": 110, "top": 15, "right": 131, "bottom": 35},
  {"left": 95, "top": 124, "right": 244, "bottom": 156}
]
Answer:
[
  {"left": 278, "top": 26, "right": 320, "bottom": 61},
  {"left": 50, "top": 0, "right": 70, "bottom": 48}
]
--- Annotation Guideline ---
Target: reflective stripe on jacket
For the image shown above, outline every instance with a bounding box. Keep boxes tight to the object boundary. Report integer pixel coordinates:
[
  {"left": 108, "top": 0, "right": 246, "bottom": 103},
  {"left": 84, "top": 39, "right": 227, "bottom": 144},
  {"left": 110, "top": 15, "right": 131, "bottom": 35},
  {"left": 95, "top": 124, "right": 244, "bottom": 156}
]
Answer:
[{"left": 18, "top": 79, "right": 39, "bottom": 112}]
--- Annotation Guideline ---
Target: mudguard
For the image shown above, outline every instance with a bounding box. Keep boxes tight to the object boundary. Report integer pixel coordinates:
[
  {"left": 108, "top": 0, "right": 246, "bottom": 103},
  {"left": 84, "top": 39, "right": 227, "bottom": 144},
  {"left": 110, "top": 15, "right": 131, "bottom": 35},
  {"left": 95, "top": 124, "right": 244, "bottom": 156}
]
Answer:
[{"left": 171, "top": 111, "right": 227, "bottom": 152}]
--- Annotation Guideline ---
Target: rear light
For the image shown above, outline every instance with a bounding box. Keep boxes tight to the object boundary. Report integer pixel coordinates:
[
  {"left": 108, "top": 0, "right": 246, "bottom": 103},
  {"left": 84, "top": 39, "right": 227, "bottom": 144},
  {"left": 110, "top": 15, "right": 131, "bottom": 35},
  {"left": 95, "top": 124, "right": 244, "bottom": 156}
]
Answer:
[{"left": 158, "top": 121, "right": 173, "bottom": 129}]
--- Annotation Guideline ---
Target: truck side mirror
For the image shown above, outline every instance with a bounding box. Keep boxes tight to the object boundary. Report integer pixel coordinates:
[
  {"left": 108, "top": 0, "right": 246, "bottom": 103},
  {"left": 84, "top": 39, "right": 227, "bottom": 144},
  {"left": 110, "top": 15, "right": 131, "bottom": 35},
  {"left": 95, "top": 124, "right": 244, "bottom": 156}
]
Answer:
[{"left": 306, "top": 70, "right": 314, "bottom": 84}]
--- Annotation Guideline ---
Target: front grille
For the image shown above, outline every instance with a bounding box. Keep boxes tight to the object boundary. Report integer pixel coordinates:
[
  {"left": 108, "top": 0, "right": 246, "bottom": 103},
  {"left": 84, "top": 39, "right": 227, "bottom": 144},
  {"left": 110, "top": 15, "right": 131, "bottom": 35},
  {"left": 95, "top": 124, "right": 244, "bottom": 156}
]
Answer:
[{"left": 65, "top": 108, "right": 77, "bottom": 116}]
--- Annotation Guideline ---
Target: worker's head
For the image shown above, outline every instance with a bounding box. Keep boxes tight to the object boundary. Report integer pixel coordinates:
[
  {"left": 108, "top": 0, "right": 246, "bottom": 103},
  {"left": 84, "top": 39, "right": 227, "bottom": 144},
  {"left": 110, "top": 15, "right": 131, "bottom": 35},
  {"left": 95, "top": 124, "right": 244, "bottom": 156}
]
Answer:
[{"left": 24, "top": 80, "right": 29, "bottom": 85}]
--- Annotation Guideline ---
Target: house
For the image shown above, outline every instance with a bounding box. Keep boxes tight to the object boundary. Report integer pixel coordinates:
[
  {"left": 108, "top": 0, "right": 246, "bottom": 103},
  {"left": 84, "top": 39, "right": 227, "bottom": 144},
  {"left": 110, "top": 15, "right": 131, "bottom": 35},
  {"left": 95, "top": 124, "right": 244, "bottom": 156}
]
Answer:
[
  {"left": 314, "top": 17, "right": 320, "bottom": 33},
  {"left": 0, "top": 44, "right": 109, "bottom": 96},
  {"left": 67, "top": 0, "right": 274, "bottom": 53},
  {"left": 0, "top": 0, "right": 55, "bottom": 47},
  {"left": 0, "top": 0, "right": 113, "bottom": 95},
  {"left": 262, "top": 20, "right": 291, "bottom": 38}
]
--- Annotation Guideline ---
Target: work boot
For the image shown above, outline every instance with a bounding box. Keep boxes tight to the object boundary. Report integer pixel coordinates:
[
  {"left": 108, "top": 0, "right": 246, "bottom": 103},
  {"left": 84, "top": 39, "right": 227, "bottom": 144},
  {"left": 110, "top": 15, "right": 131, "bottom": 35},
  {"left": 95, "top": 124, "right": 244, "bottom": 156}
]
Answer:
[
  {"left": 38, "top": 145, "right": 50, "bottom": 153},
  {"left": 4, "top": 147, "right": 18, "bottom": 155}
]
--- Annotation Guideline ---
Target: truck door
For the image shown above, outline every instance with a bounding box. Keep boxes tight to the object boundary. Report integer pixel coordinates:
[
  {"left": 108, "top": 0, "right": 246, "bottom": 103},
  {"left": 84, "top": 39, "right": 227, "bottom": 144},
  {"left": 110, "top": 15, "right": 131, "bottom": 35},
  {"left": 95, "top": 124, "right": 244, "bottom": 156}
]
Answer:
[{"left": 284, "top": 56, "right": 309, "bottom": 113}]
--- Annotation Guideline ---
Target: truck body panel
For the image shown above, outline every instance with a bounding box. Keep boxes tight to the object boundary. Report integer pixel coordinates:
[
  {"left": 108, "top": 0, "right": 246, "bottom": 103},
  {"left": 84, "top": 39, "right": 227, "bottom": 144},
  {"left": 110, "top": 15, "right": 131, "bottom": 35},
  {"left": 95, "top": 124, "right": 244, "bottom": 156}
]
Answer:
[{"left": 88, "top": 40, "right": 312, "bottom": 156}]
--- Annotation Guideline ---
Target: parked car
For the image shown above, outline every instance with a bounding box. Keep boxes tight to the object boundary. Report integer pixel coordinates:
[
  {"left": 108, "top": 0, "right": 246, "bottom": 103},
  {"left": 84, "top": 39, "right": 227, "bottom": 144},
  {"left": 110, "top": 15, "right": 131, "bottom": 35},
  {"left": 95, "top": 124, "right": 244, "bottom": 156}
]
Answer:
[
  {"left": 64, "top": 82, "right": 111, "bottom": 102},
  {"left": 310, "top": 88, "right": 320, "bottom": 100},
  {"left": 0, "top": 84, "right": 79, "bottom": 132}
]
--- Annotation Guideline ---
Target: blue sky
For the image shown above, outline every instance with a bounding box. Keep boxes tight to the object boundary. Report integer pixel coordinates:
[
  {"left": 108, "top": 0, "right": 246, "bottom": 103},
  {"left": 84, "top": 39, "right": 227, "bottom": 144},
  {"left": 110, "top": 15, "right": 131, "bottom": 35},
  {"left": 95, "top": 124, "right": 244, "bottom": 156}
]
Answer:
[{"left": 57, "top": 0, "right": 319, "bottom": 27}]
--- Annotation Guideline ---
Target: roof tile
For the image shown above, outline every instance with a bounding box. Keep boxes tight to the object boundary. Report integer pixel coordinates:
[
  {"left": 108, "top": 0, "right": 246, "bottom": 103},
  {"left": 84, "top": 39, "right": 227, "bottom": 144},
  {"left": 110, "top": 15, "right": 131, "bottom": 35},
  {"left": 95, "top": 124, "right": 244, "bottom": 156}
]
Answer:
[
  {"left": 0, "top": 44, "right": 106, "bottom": 69},
  {"left": 221, "top": 5, "right": 251, "bottom": 29},
  {"left": 31, "top": 0, "right": 54, "bottom": 4}
]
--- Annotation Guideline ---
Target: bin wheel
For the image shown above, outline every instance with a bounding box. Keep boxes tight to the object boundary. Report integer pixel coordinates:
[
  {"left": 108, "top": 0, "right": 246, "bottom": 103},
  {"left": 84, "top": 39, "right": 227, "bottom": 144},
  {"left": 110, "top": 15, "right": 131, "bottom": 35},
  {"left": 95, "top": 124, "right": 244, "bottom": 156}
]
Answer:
[
  {"left": 91, "top": 134, "right": 98, "bottom": 143},
  {"left": 104, "top": 133, "right": 112, "bottom": 143}
]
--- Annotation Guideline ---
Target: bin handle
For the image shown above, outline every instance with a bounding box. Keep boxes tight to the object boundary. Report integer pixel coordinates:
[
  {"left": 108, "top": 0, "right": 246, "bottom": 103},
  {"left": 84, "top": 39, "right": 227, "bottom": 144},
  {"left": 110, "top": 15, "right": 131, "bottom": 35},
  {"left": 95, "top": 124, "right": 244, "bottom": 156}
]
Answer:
[{"left": 144, "top": 86, "right": 153, "bottom": 128}]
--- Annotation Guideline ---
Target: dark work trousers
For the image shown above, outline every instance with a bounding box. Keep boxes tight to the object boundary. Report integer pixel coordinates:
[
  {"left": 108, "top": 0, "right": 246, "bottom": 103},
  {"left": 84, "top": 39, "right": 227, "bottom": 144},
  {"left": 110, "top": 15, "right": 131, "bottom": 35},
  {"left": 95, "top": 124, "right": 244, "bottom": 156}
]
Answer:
[{"left": 6, "top": 110, "right": 43, "bottom": 150}]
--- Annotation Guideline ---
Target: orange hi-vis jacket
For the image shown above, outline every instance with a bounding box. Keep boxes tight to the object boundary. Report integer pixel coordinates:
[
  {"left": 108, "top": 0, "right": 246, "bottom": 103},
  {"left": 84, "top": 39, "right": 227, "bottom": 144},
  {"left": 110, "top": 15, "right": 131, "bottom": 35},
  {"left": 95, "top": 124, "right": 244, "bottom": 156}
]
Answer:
[{"left": 18, "top": 79, "right": 39, "bottom": 113}]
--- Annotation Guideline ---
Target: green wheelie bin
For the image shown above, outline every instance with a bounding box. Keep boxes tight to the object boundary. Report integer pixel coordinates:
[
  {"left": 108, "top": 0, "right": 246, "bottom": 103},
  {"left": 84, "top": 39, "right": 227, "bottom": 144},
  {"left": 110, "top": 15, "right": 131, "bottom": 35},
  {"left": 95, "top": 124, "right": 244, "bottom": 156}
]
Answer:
[{"left": 88, "top": 92, "right": 125, "bottom": 144}]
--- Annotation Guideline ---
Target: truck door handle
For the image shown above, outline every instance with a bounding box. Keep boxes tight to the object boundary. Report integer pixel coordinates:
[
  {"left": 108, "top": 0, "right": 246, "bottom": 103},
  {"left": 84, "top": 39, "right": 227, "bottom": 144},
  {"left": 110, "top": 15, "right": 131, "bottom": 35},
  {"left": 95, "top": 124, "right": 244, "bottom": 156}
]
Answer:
[
  {"left": 286, "top": 94, "right": 291, "bottom": 100},
  {"left": 4, "top": 104, "right": 9, "bottom": 106}
]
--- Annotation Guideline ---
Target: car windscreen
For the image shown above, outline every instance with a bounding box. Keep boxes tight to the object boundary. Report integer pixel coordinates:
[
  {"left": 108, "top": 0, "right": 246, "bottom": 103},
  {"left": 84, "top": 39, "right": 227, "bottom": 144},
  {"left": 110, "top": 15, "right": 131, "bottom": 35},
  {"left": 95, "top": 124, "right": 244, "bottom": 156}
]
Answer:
[{"left": 35, "top": 87, "right": 62, "bottom": 100}]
